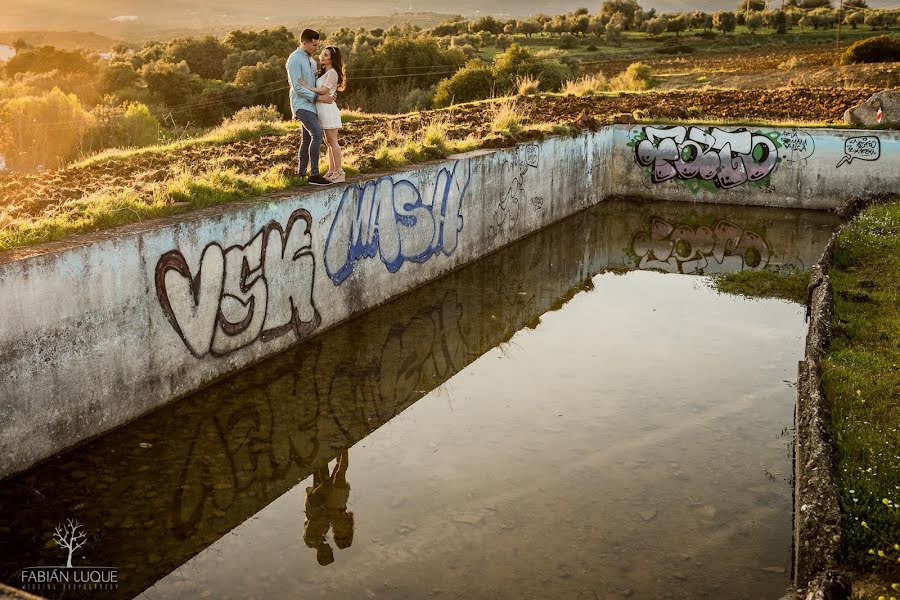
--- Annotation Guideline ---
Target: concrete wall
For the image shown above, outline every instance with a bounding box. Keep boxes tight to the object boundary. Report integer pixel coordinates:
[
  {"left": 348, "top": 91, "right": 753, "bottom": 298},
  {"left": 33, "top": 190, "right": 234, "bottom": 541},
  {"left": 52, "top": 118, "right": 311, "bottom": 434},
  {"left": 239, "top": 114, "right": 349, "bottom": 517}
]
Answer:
[{"left": 0, "top": 125, "right": 897, "bottom": 479}]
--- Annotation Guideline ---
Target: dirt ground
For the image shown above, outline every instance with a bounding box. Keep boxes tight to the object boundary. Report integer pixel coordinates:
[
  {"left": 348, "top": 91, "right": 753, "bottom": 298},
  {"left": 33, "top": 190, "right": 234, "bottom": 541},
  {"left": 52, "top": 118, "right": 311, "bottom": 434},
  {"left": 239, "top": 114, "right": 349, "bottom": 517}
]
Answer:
[{"left": 0, "top": 86, "right": 878, "bottom": 223}]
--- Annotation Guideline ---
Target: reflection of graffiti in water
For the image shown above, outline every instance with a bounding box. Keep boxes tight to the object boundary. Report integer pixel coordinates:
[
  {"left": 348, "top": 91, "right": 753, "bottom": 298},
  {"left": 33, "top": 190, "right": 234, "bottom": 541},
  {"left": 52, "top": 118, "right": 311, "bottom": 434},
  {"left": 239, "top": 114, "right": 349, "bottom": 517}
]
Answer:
[
  {"left": 172, "top": 289, "right": 471, "bottom": 539},
  {"left": 631, "top": 217, "right": 770, "bottom": 274},
  {"left": 631, "top": 126, "right": 780, "bottom": 192}
]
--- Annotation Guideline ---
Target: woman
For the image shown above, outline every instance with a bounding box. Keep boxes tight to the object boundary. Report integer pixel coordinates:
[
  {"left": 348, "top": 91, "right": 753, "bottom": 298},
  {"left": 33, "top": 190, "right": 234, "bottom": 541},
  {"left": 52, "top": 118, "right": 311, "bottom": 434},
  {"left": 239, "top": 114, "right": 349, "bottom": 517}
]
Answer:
[{"left": 298, "top": 46, "right": 346, "bottom": 183}]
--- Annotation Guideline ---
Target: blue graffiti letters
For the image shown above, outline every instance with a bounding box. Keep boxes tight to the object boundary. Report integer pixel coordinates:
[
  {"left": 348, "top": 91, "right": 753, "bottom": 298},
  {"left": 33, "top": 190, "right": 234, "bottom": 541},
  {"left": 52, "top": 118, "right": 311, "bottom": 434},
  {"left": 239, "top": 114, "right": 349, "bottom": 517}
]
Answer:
[{"left": 324, "top": 160, "right": 471, "bottom": 285}]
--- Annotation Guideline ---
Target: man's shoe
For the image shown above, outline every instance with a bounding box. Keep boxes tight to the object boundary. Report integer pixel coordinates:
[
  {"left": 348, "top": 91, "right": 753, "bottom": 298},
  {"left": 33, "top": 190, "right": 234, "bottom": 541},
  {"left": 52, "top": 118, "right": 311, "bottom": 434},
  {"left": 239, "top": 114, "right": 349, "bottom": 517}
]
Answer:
[{"left": 308, "top": 175, "right": 332, "bottom": 186}]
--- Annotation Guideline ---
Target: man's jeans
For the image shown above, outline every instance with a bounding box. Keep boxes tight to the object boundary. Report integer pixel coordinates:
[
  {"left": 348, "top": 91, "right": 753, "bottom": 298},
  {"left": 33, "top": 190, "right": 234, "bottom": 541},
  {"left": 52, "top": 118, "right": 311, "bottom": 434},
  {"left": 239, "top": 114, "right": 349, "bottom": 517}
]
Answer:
[{"left": 295, "top": 108, "right": 323, "bottom": 177}]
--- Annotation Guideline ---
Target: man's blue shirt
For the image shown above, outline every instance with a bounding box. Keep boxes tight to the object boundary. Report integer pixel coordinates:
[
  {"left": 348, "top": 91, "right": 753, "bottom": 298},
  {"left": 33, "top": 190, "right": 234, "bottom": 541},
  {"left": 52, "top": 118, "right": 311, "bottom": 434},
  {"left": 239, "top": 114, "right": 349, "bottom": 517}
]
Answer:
[{"left": 286, "top": 47, "right": 318, "bottom": 115}]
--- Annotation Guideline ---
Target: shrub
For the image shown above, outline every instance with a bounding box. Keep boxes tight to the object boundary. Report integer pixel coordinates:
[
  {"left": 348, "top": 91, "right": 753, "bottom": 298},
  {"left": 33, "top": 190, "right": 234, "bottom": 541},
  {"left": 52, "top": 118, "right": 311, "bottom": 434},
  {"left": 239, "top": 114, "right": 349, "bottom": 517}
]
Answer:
[
  {"left": 558, "top": 32, "right": 578, "bottom": 49},
  {"left": 399, "top": 87, "right": 434, "bottom": 112},
  {"left": 493, "top": 44, "right": 572, "bottom": 93},
  {"left": 516, "top": 75, "right": 540, "bottom": 96},
  {"left": 432, "top": 60, "right": 495, "bottom": 107},
  {"left": 0, "top": 87, "right": 95, "bottom": 170},
  {"left": 563, "top": 73, "right": 609, "bottom": 96},
  {"left": 222, "top": 104, "right": 283, "bottom": 125},
  {"left": 841, "top": 35, "right": 900, "bottom": 64},
  {"left": 777, "top": 55, "right": 806, "bottom": 69},
  {"left": 490, "top": 98, "right": 522, "bottom": 135},
  {"left": 609, "top": 62, "right": 657, "bottom": 91}
]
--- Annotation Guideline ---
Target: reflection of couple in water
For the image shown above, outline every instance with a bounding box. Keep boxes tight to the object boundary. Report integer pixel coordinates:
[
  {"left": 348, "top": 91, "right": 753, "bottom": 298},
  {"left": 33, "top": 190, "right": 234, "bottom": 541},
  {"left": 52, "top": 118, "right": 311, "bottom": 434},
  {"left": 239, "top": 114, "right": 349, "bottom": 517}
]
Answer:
[{"left": 303, "top": 449, "right": 354, "bottom": 565}]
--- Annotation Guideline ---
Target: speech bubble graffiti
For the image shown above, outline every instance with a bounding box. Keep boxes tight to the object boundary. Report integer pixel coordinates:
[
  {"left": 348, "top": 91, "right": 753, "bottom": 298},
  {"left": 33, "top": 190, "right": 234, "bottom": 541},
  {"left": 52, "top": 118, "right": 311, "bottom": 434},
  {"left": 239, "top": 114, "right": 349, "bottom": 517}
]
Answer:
[{"left": 836, "top": 135, "right": 881, "bottom": 168}]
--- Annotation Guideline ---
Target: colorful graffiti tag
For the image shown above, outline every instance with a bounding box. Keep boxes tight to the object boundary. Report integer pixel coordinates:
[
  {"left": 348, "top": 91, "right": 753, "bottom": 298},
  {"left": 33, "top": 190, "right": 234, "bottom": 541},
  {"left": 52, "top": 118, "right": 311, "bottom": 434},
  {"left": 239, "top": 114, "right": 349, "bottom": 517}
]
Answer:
[
  {"left": 324, "top": 160, "right": 471, "bottom": 285},
  {"left": 631, "top": 126, "right": 780, "bottom": 192},
  {"left": 631, "top": 217, "right": 770, "bottom": 274},
  {"left": 155, "top": 208, "right": 320, "bottom": 358}
]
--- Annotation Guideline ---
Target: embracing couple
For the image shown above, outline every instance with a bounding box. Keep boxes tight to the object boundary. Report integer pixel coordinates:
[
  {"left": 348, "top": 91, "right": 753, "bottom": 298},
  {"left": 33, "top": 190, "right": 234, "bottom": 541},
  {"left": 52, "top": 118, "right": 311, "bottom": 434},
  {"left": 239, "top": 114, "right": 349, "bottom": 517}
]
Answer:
[{"left": 286, "top": 29, "right": 346, "bottom": 185}]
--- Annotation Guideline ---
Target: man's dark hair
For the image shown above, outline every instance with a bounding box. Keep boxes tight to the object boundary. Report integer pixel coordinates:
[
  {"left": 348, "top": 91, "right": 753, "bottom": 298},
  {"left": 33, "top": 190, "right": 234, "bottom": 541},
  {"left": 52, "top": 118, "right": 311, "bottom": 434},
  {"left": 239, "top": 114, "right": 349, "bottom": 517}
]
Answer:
[{"left": 300, "top": 29, "right": 320, "bottom": 43}]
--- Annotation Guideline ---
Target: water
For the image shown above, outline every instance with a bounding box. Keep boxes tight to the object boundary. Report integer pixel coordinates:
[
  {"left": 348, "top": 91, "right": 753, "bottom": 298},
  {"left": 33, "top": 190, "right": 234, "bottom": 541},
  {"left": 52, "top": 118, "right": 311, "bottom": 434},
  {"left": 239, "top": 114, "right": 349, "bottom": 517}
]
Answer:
[{"left": 0, "top": 201, "right": 839, "bottom": 600}]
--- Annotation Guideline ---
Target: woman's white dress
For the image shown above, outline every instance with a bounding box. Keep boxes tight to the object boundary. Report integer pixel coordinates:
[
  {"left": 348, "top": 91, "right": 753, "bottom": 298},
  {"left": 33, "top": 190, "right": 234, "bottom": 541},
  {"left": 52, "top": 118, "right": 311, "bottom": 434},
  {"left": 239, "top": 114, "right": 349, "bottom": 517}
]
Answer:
[{"left": 315, "top": 68, "right": 342, "bottom": 130}]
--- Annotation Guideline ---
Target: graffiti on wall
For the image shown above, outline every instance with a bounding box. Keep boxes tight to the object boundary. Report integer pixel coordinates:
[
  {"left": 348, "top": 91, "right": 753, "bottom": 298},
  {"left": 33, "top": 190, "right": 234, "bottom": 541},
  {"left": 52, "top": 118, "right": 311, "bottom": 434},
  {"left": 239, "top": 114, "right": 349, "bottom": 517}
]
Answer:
[
  {"left": 630, "top": 126, "right": 780, "bottom": 192},
  {"left": 836, "top": 135, "right": 881, "bottom": 168},
  {"left": 631, "top": 217, "right": 770, "bottom": 274},
  {"left": 488, "top": 143, "right": 541, "bottom": 238},
  {"left": 324, "top": 160, "right": 471, "bottom": 285},
  {"left": 155, "top": 208, "right": 320, "bottom": 358},
  {"left": 780, "top": 131, "right": 816, "bottom": 164}
]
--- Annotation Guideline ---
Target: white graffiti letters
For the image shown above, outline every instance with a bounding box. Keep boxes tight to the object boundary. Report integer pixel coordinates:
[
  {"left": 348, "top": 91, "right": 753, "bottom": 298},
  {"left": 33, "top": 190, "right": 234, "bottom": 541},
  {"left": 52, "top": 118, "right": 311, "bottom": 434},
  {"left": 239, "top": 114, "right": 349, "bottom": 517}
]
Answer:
[
  {"left": 635, "top": 126, "right": 778, "bottom": 189},
  {"left": 156, "top": 209, "right": 320, "bottom": 358},
  {"left": 631, "top": 217, "right": 770, "bottom": 274},
  {"left": 324, "top": 160, "right": 471, "bottom": 285}
]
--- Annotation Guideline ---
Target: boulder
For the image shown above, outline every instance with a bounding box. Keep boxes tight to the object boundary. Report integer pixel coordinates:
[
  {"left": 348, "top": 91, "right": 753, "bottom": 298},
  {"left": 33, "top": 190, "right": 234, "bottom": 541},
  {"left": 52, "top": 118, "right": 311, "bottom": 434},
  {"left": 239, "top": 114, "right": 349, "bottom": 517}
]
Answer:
[{"left": 843, "top": 90, "right": 900, "bottom": 128}]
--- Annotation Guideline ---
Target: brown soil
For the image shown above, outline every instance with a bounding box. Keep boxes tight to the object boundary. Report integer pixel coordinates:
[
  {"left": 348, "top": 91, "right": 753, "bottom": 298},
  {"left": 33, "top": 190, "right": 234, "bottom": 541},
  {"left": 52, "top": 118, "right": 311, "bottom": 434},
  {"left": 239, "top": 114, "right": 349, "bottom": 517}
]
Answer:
[{"left": 0, "top": 87, "right": 876, "bottom": 222}]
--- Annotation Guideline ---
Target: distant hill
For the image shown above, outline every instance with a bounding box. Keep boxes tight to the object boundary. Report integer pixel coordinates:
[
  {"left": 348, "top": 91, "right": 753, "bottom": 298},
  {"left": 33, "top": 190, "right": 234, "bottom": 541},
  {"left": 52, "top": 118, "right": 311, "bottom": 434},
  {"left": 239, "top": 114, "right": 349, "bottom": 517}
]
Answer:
[
  {"left": 0, "top": 30, "right": 120, "bottom": 51},
  {"left": 1, "top": 0, "right": 896, "bottom": 45}
]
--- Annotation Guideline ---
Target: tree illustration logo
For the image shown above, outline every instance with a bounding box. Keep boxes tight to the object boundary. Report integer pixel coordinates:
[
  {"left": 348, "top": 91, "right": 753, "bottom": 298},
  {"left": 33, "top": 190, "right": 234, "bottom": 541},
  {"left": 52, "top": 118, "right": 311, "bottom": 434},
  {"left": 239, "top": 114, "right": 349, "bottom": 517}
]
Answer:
[
  {"left": 19, "top": 518, "right": 119, "bottom": 593},
  {"left": 53, "top": 519, "right": 87, "bottom": 568}
]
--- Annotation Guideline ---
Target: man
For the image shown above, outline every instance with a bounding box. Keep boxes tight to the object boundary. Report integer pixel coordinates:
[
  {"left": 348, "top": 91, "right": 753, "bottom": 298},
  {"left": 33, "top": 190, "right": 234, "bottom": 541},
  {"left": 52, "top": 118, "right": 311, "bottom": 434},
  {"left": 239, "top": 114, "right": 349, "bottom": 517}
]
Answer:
[{"left": 287, "top": 29, "right": 335, "bottom": 186}]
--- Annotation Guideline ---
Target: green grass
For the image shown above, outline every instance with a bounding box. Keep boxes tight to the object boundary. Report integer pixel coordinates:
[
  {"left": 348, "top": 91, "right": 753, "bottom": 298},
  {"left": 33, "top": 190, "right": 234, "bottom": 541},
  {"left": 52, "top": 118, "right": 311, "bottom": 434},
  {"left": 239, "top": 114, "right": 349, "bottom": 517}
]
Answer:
[
  {"left": 822, "top": 200, "right": 900, "bottom": 594},
  {"left": 712, "top": 269, "right": 811, "bottom": 304},
  {"left": 0, "top": 166, "right": 300, "bottom": 251},
  {"left": 71, "top": 119, "right": 298, "bottom": 169},
  {"left": 366, "top": 116, "right": 480, "bottom": 172}
]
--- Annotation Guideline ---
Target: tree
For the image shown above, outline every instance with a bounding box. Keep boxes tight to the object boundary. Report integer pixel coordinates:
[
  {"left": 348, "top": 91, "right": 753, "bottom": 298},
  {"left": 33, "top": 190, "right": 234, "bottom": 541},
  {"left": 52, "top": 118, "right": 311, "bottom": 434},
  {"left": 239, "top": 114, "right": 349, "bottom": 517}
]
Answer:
[
  {"left": 645, "top": 16, "right": 667, "bottom": 36},
  {"left": 844, "top": 11, "right": 865, "bottom": 29},
  {"left": 12, "top": 38, "right": 30, "bottom": 51},
  {"left": 714, "top": 11, "right": 738, "bottom": 34},
  {"left": 600, "top": 0, "right": 642, "bottom": 29},
  {"left": 666, "top": 14, "right": 688, "bottom": 36},
  {"left": 472, "top": 16, "right": 504, "bottom": 35},
  {"left": 54, "top": 519, "right": 87, "bottom": 568},
  {"left": 223, "top": 26, "right": 297, "bottom": 57},
  {"left": 518, "top": 20, "right": 543, "bottom": 37},
  {"left": 746, "top": 12, "right": 765, "bottom": 32},
  {"left": 606, "top": 12, "right": 627, "bottom": 46},
  {"left": 844, "top": 0, "right": 868, "bottom": 7},
  {"left": 571, "top": 15, "right": 591, "bottom": 36},
  {"left": 164, "top": 36, "right": 230, "bottom": 80},
  {"left": 768, "top": 10, "right": 789, "bottom": 33},
  {"left": 5, "top": 46, "right": 97, "bottom": 76}
]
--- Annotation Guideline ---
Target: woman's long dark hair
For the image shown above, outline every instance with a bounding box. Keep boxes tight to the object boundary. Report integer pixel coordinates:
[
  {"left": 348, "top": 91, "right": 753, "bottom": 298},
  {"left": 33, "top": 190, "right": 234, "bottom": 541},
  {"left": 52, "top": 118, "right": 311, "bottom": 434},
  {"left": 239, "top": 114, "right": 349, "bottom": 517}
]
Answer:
[{"left": 318, "top": 46, "right": 346, "bottom": 91}]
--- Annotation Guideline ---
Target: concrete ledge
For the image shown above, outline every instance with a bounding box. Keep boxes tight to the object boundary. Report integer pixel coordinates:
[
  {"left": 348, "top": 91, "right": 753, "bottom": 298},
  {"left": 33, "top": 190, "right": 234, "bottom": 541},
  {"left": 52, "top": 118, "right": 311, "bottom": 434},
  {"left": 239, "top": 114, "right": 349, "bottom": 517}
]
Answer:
[
  {"left": 793, "top": 220, "right": 855, "bottom": 600},
  {"left": 1, "top": 124, "right": 898, "bottom": 480}
]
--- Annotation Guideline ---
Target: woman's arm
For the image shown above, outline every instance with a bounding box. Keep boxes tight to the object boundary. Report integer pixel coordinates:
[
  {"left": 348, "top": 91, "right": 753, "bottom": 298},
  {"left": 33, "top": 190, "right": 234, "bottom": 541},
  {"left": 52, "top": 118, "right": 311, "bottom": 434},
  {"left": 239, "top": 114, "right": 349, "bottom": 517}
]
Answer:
[{"left": 297, "top": 79, "right": 330, "bottom": 94}]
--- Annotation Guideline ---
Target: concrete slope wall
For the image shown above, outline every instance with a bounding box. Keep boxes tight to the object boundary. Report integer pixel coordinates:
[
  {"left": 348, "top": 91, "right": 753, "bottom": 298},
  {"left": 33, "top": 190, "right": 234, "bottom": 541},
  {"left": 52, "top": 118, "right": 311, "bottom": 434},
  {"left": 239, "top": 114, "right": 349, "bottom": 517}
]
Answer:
[{"left": 0, "top": 125, "right": 897, "bottom": 479}]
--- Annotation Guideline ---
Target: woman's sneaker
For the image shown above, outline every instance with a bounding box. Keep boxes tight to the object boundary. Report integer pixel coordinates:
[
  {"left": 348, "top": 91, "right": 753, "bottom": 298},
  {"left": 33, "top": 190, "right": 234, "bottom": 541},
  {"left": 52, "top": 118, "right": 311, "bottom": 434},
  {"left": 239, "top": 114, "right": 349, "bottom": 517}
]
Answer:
[
  {"left": 328, "top": 170, "right": 346, "bottom": 183},
  {"left": 308, "top": 175, "right": 332, "bottom": 186}
]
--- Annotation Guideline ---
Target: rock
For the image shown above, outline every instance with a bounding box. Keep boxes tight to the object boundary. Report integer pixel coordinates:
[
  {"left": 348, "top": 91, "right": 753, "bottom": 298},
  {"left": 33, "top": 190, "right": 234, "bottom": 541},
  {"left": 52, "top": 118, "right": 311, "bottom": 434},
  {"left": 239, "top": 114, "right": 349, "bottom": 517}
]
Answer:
[
  {"left": 844, "top": 90, "right": 900, "bottom": 128},
  {"left": 639, "top": 509, "right": 658, "bottom": 522}
]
